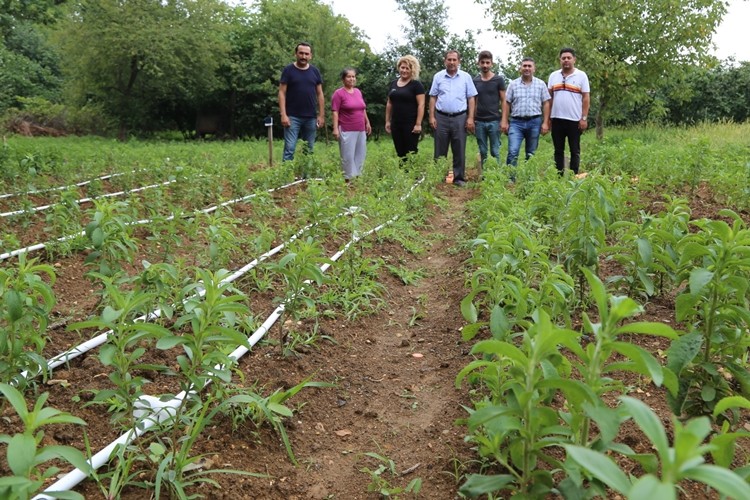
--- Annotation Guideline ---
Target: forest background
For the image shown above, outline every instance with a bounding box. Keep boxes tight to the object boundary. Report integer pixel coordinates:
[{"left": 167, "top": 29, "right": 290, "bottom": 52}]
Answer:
[{"left": 1, "top": 0, "right": 749, "bottom": 142}]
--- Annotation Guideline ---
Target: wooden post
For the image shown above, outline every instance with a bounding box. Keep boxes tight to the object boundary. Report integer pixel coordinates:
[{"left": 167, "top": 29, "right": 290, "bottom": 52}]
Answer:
[{"left": 264, "top": 116, "right": 274, "bottom": 167}]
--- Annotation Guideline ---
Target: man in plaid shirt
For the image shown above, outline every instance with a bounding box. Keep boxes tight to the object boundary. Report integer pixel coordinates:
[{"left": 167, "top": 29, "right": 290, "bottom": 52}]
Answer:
[{"left": 501, "top": 57, "right": 551, "bottom": 181}]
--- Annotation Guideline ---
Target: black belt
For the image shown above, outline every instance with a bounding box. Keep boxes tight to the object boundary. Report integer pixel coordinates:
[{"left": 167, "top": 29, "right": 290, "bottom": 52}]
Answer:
[
  {"left": 512, "top": 115, "right": 542, "bottom": 120},
  {"left": 436, "top": 109, "right": 467, "bottom": 117}
]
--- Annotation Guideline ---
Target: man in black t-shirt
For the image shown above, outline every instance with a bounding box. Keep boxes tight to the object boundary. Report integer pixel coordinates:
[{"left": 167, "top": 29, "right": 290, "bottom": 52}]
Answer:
[
  {"left": 472, "top": 50, "right": 506, "bottom": 169},
  {"left": 278, "top": 42, "right": 325, "bottom": 162}
]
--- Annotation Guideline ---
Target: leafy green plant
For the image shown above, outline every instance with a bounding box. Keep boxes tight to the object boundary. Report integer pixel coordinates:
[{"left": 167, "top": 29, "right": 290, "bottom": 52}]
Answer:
[
  {"left": 157, "top": 268, "right": 251, "bottom": 391},
  {"left": 83, "top": 198, "right": 139, "bottom": 279},
  {"left": 199, "top": 209, "right": 241, "bottom": 269},
  {"left": 68, "top": 285, "right": 170, "bottom": 427},
  {"left": 224, "top": 378, "right": 333, "bottom": 464},
  {"left": 0, "top": 254, "right": 56, "bottom": 385},
  {"left": 669, "top": 209, "right": 750, "bottom": 416},
  {"left": 563, "top": 396, "right": 750, "bottom": 500},
  {"left": 269, "top": 237, "right": 331, "bottom": 352},
  {"left": 0, "top": 383, "right": 91, "bottom": 500},
  {"left": 44, "top": 187, "right": 85, "bottom": 256},
  {"left": 359, "top": 451, "right": 422, "bottom": 497}
]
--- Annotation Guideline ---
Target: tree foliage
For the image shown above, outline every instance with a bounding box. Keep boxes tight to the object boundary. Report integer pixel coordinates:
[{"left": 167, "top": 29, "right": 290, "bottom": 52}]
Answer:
[
  {"left": 54, "top": 0, "right": 231, "bottom": 139},
  {"left": 225, "top": 0, "right": 370, "bottom": 137},
  {"left": 483, "top": 0, "right": 728, "bottom": 138},
  {"left": 388, "top": 0, "right": 478, "bottom": 84}
]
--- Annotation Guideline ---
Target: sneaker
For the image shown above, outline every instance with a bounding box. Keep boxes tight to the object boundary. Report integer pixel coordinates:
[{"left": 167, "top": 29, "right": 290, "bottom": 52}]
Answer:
[
  {"left": 453, "top": 179, "right": 466, "bottom": 187},
  {"left": 445, "top": 171, "right": 454, "bottom": 184}
]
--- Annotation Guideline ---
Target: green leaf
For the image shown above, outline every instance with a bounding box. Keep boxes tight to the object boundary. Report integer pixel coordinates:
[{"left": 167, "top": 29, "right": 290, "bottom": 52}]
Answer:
[
  {"left": 637, "top": 237, "right": 653, "bottom": 266},
  {"left": 489, "top": 305, "right": 510, "bottom": 339},
  {"left": 564, "top": 445, "right": 630, "bottom": 494},
  {"left": 700, "top": 384, "right": 716, "bottom": 402},
  {"left": 665, "top": 331, "right": 702, "bottom": 374},
  {"left": 628, "top": 474, "right": 675, "bottom": 500},
  {"left": 684, "top": 465, "right": 750, "bottom": 500},
  {"left": 713, "top": 396, "right": 750, "bottom": 418},
  {"left": 101, "top": 306, "right": 122, "bottom": 323},
  {"left": 91, "top": 227, "right": 104, "bottom": 248},
  {"left": 460, "top": 294, "right": 478, "bottom": 324},
  {"left": 688, "top": 268, "right": 713, "bottom": 295},
  {"left": 458, "top": 473, "right": 515, "bottom": 496},
  {"left": 267, "top": 402, "right": 293, "bottom": 417},
  {"left": 8, "top": 433, "right": 36, "bottom": 476},
  {"left": 5, "top": 289, "right": 24, "bottom": 322},
  {"left": 156, "top": 335, "right": 186, "bottom": 349},
  {"left": 615, "top": 321, "right": 677, "bottom": 339},
  {"left": 619, "top": 397, "right": 669, "bottom": 459}
]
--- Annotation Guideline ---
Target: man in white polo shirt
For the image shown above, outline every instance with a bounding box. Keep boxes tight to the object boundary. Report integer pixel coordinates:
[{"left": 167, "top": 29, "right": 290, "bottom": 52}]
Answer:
[{"left": 547, "top": 48, "right": 590, "bottom": 175}]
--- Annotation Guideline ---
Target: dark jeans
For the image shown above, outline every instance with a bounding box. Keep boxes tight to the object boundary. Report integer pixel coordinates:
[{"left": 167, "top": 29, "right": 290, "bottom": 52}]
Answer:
[
  {"left": 475, "top": 120, "right": 500, "bottom": 166},
  {"left": 434, "top": 112, "right": 468, "bottom": 182},
  {"left": 391, "top": 121, "right": 420, "bottom": 160},
  {"left": 551, "top": 118, "right": 582, "bottom": 174},
  {"left": 283, "top": 116, "right": 317, "bottom": 162},
  {"left": 506, "top": 115, "right": 543, "bottom": 166}
]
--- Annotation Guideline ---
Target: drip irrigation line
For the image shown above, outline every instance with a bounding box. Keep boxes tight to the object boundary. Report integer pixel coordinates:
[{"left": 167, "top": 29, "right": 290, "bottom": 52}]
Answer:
[
  {"left": 32, "top": 176, "right": 425, "bottom": 500},
  {"left": 16, "top": 179, "right": 338, "bottom": 383},
  {"left": 0, "top": 169, "right": 145, "bottom": 200},
  {"left": 0, "top": 178, "right": 314, "bottom": 262},
  {"left": 1, "top": 180, "right": 177, "bottom": 218}
]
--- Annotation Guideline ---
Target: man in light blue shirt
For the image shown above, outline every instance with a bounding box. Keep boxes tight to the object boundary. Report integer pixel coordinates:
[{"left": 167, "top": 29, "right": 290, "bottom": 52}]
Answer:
[{"left": 429, "top": 50, "right": 478, "bottom": 186}]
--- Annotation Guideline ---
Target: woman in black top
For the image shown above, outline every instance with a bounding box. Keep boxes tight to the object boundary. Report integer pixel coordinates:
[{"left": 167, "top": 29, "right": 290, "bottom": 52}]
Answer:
[{"left": 385, "top": 55, "right": 425, "bottom": 161}]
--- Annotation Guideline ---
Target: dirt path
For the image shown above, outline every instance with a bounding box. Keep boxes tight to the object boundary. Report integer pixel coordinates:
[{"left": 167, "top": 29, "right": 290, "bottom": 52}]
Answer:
[{"left": 205, "top": 183, "right": 479, "bottom": 499}]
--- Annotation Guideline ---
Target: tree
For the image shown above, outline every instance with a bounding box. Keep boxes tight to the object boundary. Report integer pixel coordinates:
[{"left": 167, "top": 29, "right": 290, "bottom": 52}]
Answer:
[
  {"left": 0, "top": 1, "right": 64, "bottom": 114},
  {"left": 483, "top": 0, "right": 727, "bottom": 138},
  {"left": 226, "top": 0, "right": 370, "bottom": 137},
  {"left": 389, "top": 0, "right": 477, "bottom": 84},
  {"left": 55, "top": 0, "right": 231, "bottom": 140}
]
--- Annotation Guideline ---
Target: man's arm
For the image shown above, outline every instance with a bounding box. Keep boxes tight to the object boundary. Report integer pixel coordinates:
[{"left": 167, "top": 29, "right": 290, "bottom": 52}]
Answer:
[
  {"left": 429, "top": 95, "right": 437, "bottom": 130},
  {"left": 498, "top": 88, "right": 506, "bottom": 123},
  {"left": 316, "top": 83, "right": 325, "bottom": 128},
  {"left": 541, "top": 99, "right": 550, "bottom": 135},
  {"left": 278, "top": 83, "right": 290, "bottom": 127},
  {"left": 466, "top": 96, "right": 475, "bottom": 133},
  {"left": 580, "top": 92, "right": 590, "bottom": 130},
  {"left": 501, "top": 95, "right": 510, "bottom": 134}
]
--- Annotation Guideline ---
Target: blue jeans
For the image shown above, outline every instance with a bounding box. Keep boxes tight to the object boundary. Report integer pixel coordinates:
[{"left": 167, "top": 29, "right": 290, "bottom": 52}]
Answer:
[
  {"left": 283, "top": 116, "right": 317, "bottom": 162},
  {"left": 475, "top": 120, "right": 501, "bottom": 165},
  {"left": 506, "top": 115, "right": 543, "bottom": 166}
]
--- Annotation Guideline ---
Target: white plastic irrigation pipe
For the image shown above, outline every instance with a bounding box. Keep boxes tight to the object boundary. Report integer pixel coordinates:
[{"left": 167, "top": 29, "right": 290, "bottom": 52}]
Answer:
[
  {"left": 1, "top": 180, "right": 176, "bottom": 218},
  {"left": 0, "top": 170, "right": 144, "bottom": 200},
  {"left": 17, "top": 178, "right": 332, "bottom": 383},
  {"left": 0, "top": 178, "right": 312, "bottom": 262},
  {"left": 33, "top": 177, "right": 425, "bottom": 499}
]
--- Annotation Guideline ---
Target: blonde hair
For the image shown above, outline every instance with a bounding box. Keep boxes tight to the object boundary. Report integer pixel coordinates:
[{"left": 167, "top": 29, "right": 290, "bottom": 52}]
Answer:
[{"left": 396, "top": 55, "right": 421, "bottom": 80}]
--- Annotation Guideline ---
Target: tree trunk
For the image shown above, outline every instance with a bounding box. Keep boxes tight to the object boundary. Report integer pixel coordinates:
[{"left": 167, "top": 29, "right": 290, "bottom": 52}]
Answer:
[{"left": 596, "top": 95, "right": 606, "bottom": 140}]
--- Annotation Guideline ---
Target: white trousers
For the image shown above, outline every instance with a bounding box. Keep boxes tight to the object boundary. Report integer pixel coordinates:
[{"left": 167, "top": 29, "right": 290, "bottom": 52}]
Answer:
[{"left": 338, "top": 129, "right": 367, "bottom": 179}]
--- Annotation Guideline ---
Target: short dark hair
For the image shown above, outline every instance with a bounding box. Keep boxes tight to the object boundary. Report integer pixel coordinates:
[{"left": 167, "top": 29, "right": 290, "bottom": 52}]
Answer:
[
  {"left": 295, "top": 42, "right": 312, "bottom": 53},
  {"left": 521, "top": 57, "right": 535, "bottom": 64},
  {"left": 559, "top": 47, "right": 576, "bottom": 57},
  {"left": 340, "top": 67, "right": 356, "bottom": 80},
  {"left": 445, "top": 49, "right": 460, "bottom": 59},
  {"left": 478, "top": 50, "right": 493, "bottom": 61}
]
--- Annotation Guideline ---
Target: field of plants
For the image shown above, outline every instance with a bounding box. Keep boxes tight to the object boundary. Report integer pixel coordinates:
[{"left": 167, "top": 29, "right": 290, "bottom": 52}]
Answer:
[{"left": 0, "top": 123, "right": 749, "bottom": 499}]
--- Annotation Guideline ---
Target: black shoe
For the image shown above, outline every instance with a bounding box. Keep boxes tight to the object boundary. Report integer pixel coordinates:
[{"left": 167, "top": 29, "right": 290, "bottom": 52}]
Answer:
[{"left": 453, "top": 179, "right": 466, "bottom": 187}]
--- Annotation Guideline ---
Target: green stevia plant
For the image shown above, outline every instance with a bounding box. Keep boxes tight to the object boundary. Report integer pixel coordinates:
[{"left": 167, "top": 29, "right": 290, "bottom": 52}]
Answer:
[
  {"left": 563, "top": 396, "right": 750, "bottom": 500},
  {"left": 44, "top": 187, "right": 86, "bottom": 256},
  {"left": 668, "top": 209, "right": 750, "bottom": 417},
  {"left": 83, "top": 198, "right": 139, "bottom": 279},
  {"left": 269, "top": 236, "right": 331, "bottom": 353},
  {"left": 224, "top": 378, "right": 333, "bottom": 464},
  {"left": 0, "top": 254, "right": 56, "bottom": 385},
  {"left": 359, "top": 451, "right": 423, "bottom": 498},
  {"left": 0, "top": 383, "right": 91, "bottom": 500},
  {"left": 68, "top": 284, "right": 171, "bottom": 427}
]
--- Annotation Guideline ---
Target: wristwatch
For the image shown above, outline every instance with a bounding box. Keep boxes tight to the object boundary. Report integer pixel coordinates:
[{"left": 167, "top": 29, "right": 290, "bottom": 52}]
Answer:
[{"left": 582, "top": 117, "right": 587, "bottom": 121}]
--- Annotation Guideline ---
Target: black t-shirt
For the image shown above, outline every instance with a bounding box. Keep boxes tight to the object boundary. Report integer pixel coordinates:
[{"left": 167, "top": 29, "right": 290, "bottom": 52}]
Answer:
[
  {"left": 387, "top": 79, "right": 426, "bottom": 124},
  {"left": 473, "top": 74, "right": 506, "bottom": 122}
]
